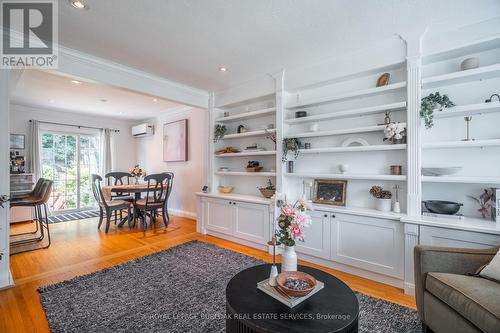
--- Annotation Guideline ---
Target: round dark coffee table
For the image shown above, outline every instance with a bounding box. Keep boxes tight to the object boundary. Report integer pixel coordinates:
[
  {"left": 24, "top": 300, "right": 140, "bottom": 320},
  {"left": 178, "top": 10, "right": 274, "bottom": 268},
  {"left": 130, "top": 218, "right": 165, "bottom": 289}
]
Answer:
[{"left": 226, "top": 264, "right": 359, "bottom": 333}]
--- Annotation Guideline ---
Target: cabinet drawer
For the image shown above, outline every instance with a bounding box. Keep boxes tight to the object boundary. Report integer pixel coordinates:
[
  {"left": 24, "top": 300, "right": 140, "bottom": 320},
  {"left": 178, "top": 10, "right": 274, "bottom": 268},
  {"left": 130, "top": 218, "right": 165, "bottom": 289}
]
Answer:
[{"left": 331, "top": 213, "right": 404, "bottom": 279}]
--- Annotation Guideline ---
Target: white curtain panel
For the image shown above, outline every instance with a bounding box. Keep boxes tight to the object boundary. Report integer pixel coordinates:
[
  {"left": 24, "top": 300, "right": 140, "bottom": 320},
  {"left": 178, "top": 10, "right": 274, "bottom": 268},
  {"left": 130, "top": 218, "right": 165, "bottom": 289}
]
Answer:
[
  {"left": 100, "top": 129, "right": 113, "bottom": 177},
  {"left": 29, "top": 120, "right": 41, "bottom": 180}
]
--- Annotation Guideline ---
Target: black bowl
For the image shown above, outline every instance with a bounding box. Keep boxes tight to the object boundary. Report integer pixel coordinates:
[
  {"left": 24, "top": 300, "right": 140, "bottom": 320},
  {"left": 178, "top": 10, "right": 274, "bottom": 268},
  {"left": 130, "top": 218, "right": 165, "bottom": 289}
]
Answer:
[{"left": 423, "top": 200, "right": 463, "bottom": 215}]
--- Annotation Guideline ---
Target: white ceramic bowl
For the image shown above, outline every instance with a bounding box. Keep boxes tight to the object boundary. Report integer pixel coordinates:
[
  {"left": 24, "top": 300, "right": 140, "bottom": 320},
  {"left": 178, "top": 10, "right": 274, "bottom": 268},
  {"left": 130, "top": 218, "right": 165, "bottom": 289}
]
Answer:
[{"left": 422, "top": 167, "right": 462, "bottom": 176}]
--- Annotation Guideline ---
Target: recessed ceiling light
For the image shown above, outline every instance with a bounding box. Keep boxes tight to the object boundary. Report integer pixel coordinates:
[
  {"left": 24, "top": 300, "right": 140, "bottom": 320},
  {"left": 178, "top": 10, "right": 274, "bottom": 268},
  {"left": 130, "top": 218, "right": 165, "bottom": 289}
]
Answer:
[
  {"left": 100, "top": 98, "right": 108, "bottom": 102},
  {"left": 69, "top": 0, "right": 87, "bottom": 9},
  {"left": 119, "top": 112, "right": 124, "bottom": 115},
  {"left": 71, "top": 80, "right": 81, "bottom": 84},
  {"left": 218, "top": 66, "right": 228, "bottom": 72},
  {"left": 153, "top": 98, "right": 158, "bottom": 102},
  {"left": 49, "top": 99, "right": 55, "bottom": 103}
]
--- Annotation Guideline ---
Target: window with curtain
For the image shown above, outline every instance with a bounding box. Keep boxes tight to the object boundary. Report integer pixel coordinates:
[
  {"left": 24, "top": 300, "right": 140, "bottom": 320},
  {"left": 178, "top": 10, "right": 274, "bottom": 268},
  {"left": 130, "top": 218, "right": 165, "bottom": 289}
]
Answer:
[{"left": 41, "top": 131, "right": 100, "bottom": 212}]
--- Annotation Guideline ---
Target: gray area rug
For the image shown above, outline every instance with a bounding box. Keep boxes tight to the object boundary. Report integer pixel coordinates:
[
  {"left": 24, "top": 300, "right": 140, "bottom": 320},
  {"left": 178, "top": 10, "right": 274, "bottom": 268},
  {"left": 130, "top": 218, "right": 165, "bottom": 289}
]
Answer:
[{"left": 38, "top": 241, "right": 422, "bottom": 333}]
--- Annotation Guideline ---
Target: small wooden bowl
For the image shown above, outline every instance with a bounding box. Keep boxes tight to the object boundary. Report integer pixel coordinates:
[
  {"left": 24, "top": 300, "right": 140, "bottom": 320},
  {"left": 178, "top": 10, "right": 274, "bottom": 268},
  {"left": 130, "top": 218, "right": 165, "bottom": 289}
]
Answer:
[
  {"left": 259, "top": 188, "right": 276, "bottom": 198},
  {"left": 276, "top": 271, "right": 317, "bottom": 297},
  {"left": 246, "top": 166, "right": 263, "bottom": 172},
  {"left": 218, "top": 186, "right": 234, "bottom": 193}
]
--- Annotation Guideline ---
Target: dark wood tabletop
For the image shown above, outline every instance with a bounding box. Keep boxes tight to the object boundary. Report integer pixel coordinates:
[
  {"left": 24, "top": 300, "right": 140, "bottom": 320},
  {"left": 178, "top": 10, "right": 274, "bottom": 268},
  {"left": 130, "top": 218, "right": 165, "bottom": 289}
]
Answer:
[{"left": 226, "top": 264, "right": 359, "bottom": 333}]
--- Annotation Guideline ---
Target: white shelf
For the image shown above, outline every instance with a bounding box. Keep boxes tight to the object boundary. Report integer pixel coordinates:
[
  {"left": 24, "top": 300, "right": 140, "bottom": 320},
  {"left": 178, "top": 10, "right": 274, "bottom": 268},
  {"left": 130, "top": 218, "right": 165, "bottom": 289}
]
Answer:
[
  {"left": 423, "top": 139, "right": 500, "bottom": 149},
  {"left": 298, "top": 144, "right": 406, "bottom": 154},
  {"left": 215, "top": 151, "right": 276, "bottom": 157},
  {"left": 433, "top": 102, "right": 500, "bottom": 119},
  {"left": 422, "top": 176, "right": 500, "bottom": 184},
  {"left": 423, "top": 34, "right": 500, "bottom": 65},
  {"left": 286, "top": 82, "right": 407, "bottom": 109},
  {"left": 195, "top": 192, "right": 272, "bottom": 205},
  {"left": 285, "top": 102, "right": 407, "bottom": 124},
  {"left": 284, "top": 124, "right": 395, "bottom": 139},
  {"left": 215, "top": 107, "right": 275, "bottom": 122},
  {"left": 285, "top": 173, "right": 406, "bottom": 181},
  {"left": 215, "top": 171, "right": 277, "bottom": 177},
  {"left": 313, "top": 203, "right": 403, "bottom": 221},
  {"left": 401, "top": 215, "right": 500, "bottom": 236},
  {"left": 223, "top": 129, "right": 276, "bottom": 139},
  {"left": 422, "top": 63, "right": 500, "bottom": 89}
]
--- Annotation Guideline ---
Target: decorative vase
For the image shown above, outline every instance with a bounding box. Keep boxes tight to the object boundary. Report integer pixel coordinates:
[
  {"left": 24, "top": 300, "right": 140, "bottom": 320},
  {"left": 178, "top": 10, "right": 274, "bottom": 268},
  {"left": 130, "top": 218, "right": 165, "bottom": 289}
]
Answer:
[
  {"left": 282, "top": 245, "right": 297, "bottom": 272},
  {"left": 376, "top": 198, "right": 392, "bottom": 212},
  {"left": 134, "top": 176, "right": 139, "bottom": 185}
]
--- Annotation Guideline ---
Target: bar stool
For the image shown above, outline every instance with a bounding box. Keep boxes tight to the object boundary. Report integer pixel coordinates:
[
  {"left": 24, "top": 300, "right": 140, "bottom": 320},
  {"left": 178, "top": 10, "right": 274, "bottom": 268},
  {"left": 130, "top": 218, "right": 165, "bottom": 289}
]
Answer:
[{"left": 10, "top": 179, "right": 53, "bottom": 254}]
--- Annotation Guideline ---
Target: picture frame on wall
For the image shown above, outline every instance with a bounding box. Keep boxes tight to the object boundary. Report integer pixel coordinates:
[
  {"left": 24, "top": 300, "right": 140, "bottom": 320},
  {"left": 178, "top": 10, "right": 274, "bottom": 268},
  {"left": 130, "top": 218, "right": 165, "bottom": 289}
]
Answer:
[
  {"left": 10, "top": 134, "right": 25, "bottom": 149},
  {"left": 163, "top": 119, "right": 188, "bottom": 162},
  {"left": 313, "top": 179, "right": 347, "bottom": 206}
]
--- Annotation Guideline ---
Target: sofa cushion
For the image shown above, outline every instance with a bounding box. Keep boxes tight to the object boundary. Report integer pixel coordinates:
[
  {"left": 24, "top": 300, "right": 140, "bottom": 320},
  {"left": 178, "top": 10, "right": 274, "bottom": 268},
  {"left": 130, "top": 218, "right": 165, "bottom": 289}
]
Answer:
[
  {"left": 426, "top": 272, "right": 500, "bottom": 333},
  {"left": 479, "top": 249, "right": 500, "bottom": 283}
]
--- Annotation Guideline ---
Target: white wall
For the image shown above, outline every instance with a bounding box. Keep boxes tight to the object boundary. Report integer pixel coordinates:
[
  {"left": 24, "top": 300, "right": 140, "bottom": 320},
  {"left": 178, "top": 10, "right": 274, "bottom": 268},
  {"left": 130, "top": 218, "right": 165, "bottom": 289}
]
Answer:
[
  {"left": 9, "top": 104, "right": 137, "bottom": 173},
  {"left": 136, "top": 107, "right": 208, "bottom": 218}
]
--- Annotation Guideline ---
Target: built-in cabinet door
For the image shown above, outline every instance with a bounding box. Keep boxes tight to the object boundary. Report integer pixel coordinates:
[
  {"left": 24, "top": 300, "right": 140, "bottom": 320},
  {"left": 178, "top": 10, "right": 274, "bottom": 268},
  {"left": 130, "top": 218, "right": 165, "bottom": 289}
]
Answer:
[
  {"left": 233, "top": 201, "right": 269, "bottom": 244},
  {"left": 330, "top": 213, "right": 404, "bottom": 279},
  {"left": 420, "top": 226, "right": 500, "bottom": 248},
  {"left": 204, "top": 198, "right": 233, "bottom": 235},
  {"left": 295, "top": 210, "right": 331, "bottom": 260}
]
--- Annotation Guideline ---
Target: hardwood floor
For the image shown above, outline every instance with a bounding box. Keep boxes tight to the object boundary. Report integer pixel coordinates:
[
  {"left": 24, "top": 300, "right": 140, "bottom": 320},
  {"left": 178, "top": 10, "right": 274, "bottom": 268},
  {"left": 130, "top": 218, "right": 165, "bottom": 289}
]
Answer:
[{"left": 0, "top": 215, "right": 416, "bottom": 333}]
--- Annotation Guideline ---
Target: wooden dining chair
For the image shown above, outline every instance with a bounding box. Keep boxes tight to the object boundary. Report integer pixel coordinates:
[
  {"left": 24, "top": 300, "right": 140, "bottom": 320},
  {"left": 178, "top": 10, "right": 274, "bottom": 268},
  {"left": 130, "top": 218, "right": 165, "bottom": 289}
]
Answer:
[
  {"left": 91, "top": 174, "right": 132, "bottom": 233},
  {"left": 105, "top": 172, "right": 134, "bottom": 202},
  {"left": 133, "top": 173, "right": 173, "bottom": 230}
]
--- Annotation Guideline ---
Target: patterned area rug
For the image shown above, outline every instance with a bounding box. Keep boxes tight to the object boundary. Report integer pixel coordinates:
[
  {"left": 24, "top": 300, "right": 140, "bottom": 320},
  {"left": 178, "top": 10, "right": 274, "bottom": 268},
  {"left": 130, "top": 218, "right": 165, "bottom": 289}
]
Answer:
[
  {"left": 48, "top": 210, "right": 100, "bottom": 223},
  {"left": 38, "top": 241, "right": 422, "bottom": 333}
]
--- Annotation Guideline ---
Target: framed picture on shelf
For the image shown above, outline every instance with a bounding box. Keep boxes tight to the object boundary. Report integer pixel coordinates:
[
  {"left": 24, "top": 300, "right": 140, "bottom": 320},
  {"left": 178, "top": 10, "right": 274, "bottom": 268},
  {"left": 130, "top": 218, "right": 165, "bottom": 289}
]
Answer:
[
  {"left": 313, "top": 179, "right": 347, "bottom": 206},
  {"left": 163, "top": 119, "right": 188, "bottom": 162},
  {"left": 10, "top": 134, "right": 25, "bottom": 149}
]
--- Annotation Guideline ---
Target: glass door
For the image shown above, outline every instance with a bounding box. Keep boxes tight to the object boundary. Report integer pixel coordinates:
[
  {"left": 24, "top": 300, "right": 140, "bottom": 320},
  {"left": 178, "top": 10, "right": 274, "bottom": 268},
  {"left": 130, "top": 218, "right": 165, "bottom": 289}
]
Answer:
[{"left": 41, "top": 132, "right": 100, "bottom": 212}]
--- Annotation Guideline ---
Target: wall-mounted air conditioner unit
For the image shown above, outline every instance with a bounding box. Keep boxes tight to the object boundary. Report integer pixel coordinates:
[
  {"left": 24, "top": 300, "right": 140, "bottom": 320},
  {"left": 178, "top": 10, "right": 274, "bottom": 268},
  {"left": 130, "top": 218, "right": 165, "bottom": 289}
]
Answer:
[{"left": 131, "top": 123, "right": 154, "bottom": 137}]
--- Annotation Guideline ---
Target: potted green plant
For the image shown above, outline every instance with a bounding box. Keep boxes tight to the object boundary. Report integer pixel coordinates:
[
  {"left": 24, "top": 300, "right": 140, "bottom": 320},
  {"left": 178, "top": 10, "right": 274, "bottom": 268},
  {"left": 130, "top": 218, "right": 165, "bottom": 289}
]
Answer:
[
  {"left": 213, "top": 124, "right": 227, "bottom": 143},
  {"left": 258, "top": 179, "right": 276, "bottom": 198},
  {"left": 282, "top": 138, "right": 301, "bottom": 162},
  {"left": 420, "top": 92, "right": 455, "bottom": 129}
]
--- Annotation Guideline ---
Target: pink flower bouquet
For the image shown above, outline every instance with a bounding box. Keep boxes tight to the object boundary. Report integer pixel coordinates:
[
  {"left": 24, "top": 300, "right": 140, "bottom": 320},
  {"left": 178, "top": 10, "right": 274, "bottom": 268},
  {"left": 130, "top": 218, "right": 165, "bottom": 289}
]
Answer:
[{"left": 275, "top": 199, "right": 313, "bottom": 246}]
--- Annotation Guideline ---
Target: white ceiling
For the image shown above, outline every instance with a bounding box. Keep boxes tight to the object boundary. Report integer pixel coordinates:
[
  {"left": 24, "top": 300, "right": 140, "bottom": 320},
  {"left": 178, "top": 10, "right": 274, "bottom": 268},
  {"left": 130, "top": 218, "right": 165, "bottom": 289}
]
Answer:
[
  {"left": 10, "top": 70, "right": 183, "bottom": 120},
  {"left": 56, "top": 0, "right": 500, "bottom": 92}
]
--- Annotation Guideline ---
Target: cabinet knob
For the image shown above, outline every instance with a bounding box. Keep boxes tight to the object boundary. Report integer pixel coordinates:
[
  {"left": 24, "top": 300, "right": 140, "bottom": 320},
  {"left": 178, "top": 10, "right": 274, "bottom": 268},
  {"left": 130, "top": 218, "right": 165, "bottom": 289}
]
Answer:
[
  {"left": 229, "top": 201, "right": 232, "bottom": 204},
  {"left": 331, "top": 214, "right": 336, "bottom": 218},
  {"left": 324, "top": 214, "right": 328, "bottom": 218},
  {"left": 233, "top": 202, "right": 236, "bottom": 205}
]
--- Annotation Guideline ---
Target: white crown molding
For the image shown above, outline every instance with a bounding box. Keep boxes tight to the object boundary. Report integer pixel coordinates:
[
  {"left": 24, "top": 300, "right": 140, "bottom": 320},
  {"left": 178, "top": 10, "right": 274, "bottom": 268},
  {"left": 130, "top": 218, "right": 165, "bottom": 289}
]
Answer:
[{"left": 4, "top": 29, "right": 209, "bottom": 109}]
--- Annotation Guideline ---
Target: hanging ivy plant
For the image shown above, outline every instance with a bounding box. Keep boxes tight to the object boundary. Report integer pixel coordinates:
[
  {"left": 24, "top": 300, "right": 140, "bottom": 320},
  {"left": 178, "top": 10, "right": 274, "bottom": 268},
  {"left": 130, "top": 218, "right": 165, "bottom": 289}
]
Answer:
[
  {"left": 420, "top": 92, "right": 455, "bottom": 129},
  {"left": 213, "top": 124, "right": 227, "bottom": 143},
  {"left": 282, "top": 138, "right": 301, "bottom": 162}
]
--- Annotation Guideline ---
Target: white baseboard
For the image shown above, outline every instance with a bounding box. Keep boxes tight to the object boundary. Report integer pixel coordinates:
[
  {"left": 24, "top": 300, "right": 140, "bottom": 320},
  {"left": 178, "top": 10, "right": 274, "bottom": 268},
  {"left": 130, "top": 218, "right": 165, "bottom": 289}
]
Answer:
[
  {"left": 404, "top": 282, "right": 415, "bottom": 296},
  {"left": 168, "top": 208, "right": 197, "bottom": 220}
]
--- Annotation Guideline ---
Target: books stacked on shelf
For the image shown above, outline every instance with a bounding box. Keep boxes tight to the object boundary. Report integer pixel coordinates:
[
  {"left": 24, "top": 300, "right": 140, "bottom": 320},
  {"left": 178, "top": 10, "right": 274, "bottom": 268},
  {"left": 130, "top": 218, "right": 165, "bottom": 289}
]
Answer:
[{"left": 243, "top": 144, "right": 266, "bottom": 152}]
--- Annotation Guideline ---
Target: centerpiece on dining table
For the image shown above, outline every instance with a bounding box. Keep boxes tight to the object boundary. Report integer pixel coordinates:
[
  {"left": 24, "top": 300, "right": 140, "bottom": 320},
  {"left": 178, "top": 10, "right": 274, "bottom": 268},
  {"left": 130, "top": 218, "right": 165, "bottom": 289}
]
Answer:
[{"left": 129, "top": 165, "right": 147, "bottom": 184}]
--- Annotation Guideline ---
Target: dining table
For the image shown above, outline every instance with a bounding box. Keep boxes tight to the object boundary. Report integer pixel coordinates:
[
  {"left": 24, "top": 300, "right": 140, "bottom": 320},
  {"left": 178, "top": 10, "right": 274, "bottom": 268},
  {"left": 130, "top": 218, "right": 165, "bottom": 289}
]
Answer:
[{"left": 102, "top": 183, "right": 155, "bottom": 227}]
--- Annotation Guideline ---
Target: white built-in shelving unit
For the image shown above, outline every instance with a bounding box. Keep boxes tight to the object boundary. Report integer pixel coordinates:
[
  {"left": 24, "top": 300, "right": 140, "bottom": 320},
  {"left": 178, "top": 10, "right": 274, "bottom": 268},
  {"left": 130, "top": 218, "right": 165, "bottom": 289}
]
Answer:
[
  {"left": 209, "top": 93, "right": 278, "bottom": 199},
  {"left": 282, "top": 60, "right": 409, "bottom": 215},
  {"left": 420, "top": 33, "right": 500, "bottom": 221},
  {"left": 201, "top": 29, "right": 500, "bottom": 297}
]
